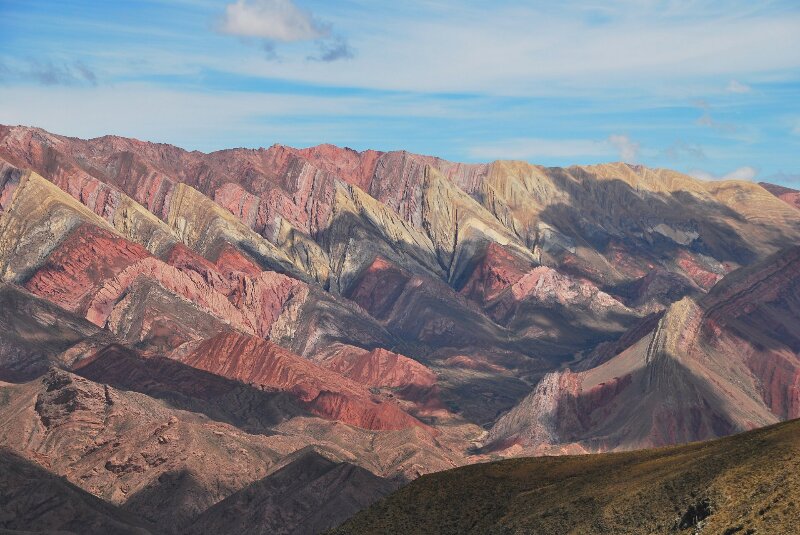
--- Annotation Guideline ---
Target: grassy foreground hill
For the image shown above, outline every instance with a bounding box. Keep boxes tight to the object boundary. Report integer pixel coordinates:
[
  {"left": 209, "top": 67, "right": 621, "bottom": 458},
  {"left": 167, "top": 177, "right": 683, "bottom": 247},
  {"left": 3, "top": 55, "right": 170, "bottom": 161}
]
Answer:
[{"left": 332, "top": 418, "right": 800, "bottom": 534}]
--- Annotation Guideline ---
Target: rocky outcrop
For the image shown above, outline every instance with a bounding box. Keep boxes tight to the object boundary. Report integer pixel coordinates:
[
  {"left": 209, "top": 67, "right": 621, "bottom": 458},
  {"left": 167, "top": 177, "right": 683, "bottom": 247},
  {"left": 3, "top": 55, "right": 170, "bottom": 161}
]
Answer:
[{"left": 0, "top": 369, "right": 286, "bottom": 528}]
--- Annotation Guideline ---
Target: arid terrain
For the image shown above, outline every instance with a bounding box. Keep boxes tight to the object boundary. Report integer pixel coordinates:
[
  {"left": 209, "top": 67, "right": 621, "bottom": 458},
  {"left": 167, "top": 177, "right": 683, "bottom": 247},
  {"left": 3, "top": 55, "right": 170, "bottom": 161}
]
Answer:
[
  {"left": 1, "top": 124, "right": 800, "bottom": 533},
  {"left": 333, "top": 418, "right": 800, "bottom": 534}
]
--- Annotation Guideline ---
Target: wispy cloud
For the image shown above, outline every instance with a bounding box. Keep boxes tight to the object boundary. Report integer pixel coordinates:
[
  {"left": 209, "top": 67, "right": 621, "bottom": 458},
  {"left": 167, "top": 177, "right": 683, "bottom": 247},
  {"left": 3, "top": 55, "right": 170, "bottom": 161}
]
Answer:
[
  {"left": 726, "top": 80, "right": 751, "bottom": 93},
  {"left": 662, "top": 141, "right": 706, "bottom": 162},
  {"left": 216, "top": 2, "right": 800, "bottom": 96},
  {"left": 694, "top": 99, "right": 737, "bottom": 134},
  {"left": 1, "top": 0, "right": 798, "bottom": 179},
  {"left": 308, "top": 37, "right": 354, "bottom": 62},
  {"left": 219, "top": 0, "right": 328, "bottom": 42},
  {"left": 0, "top": 59, "right": 97, "bottom": 86},
  {"left": 690, "top": 166, "right": 758, "bottom": 181},
  {"left": 469, "top": 138, "right": 608, "bottom": 161},
  {"left": 0, "top": 82, "right": 484, "bottom": 152},
  {"left": 608, "top": 134, "right": 640, "bottom": 163}
]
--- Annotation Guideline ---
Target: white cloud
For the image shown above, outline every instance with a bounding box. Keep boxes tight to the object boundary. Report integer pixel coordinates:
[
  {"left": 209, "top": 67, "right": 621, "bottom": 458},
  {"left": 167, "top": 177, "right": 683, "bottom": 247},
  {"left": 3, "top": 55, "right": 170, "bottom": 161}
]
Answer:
[
  {"left": 15, "top": 2, "right": 800, "bottom": 98},
  {"left": 608, "top": 134, "right": 640, "bottom": 163},
  {"left": 219, "top": 0, "right": 327, "bottom": 42},
  {"left": 689, "top": 166, "right": 758, "bottom": 182},
  {"left": 468, "top": 134, "right": 639, "bottom": 162},
  {"left": 725, "top": 80, "right": 751, "bottom": 93},
  {"left": 725, "top": 166, "right": 758, "bottom": 180},
  {"left": 216, "top": 3, "right": 800, "bottom": 96}
]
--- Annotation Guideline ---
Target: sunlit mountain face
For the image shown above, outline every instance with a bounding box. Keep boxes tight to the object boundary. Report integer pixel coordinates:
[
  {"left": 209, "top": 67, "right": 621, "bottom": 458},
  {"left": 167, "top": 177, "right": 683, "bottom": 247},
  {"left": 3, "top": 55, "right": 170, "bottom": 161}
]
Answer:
[{"left": 1, "top": 1, "right": 800, "bottom": 533}]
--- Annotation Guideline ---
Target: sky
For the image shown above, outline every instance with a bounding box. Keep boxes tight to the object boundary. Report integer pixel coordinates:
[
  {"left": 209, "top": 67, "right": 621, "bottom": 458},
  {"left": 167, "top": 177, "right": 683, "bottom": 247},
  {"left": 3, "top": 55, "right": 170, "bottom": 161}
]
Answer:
[{"left": 0, "top": 0, "right": 799, "bottom": 184}]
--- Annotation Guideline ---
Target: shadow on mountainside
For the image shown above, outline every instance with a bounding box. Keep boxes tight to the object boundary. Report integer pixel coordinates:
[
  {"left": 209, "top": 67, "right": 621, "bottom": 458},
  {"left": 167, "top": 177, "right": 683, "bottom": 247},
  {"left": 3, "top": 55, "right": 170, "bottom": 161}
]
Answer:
[
  {"left": 0, "top": 448, "right": 158, "bottom": 535},
  {"left": 75, "top": 344, "right": 308, "bottom": 436}
]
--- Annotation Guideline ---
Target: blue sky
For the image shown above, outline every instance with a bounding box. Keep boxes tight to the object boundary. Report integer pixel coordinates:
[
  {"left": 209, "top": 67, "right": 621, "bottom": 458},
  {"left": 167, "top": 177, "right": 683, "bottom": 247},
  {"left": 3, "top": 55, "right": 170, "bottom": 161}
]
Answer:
[{"left": 1, "top": 1, "right": 799, "bottom": 184}]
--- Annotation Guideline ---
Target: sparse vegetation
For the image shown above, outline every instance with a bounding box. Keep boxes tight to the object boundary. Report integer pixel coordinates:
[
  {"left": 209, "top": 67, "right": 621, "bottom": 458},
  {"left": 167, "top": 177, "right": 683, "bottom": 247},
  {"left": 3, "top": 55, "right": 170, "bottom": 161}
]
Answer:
[{"left": 332, "top": 419, "right": 800, "bottom": 534}]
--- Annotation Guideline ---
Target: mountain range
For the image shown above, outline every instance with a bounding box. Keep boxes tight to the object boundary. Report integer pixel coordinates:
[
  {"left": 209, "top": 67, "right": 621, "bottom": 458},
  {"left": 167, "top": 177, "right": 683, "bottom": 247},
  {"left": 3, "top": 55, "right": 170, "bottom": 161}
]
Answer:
[{"left": 1, "top": 123, "right": 799, "bottom": 533}]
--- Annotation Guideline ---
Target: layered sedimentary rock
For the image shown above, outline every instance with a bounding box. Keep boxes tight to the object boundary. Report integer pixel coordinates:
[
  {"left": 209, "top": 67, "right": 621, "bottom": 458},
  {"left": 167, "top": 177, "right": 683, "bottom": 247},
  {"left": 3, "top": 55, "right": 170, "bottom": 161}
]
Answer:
[
  {"left": 171, "top": 332, "right": 426, "bottom": 432},
  {"left": 4, "top": 123, "right": 800, "bottom": 532},
  {"left": 0, "top": 167, "right": 117, "bottom": 282},
  {"left": 486, "top": 246, "right": 800, "bottom": 454},
  {"left": 6, "top": 124, "right": 799, "bottom": 304}
]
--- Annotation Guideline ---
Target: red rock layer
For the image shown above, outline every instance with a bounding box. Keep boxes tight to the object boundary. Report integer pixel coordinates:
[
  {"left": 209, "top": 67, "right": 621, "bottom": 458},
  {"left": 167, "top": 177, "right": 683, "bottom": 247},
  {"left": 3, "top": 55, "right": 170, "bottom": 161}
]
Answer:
[
  {"left": 165, "top": 243, "right": 231, "bottom": 295},
  {"left": 24, "top": 224, "right": 150, "bottom": 313},
  {"left": 166, "top": 242, "right": 303, "bottom": 338},
  {"left": 347, "top": 257, "right": 412, "bottom": 320},
  {"left": 323, "top": 346, "right": 437, "bottom": 390},
  {"left": 320, "top": 346, "right": 445, "bottom": 414},
  {"left": 21, "top": 219, "right": 313, "bottom": 344},
  {"left": 295, "top": 144, "right": 382, "bottom": 192},
  {"left": 214, "top": 242, "right": 262, "bottom": 278},
  {"left": 173, "top": 332, "right": 425, "bottom": 431},
  {"left": 457, "top": 242, "right": 534, "bottom": 304},
  {"left": 675, "top": 249, "right": 723, "bottom": 290}
]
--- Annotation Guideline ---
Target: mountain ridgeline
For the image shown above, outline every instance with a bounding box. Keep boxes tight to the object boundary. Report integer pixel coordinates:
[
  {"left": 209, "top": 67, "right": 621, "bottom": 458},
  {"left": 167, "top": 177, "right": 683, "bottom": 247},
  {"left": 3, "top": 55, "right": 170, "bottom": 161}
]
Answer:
[{"left": 1, "top": 124, "right": 799, "bottom": 533}]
